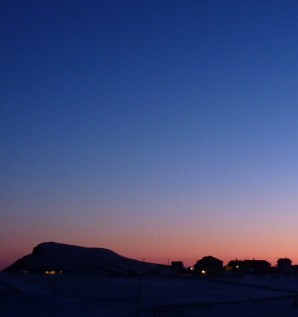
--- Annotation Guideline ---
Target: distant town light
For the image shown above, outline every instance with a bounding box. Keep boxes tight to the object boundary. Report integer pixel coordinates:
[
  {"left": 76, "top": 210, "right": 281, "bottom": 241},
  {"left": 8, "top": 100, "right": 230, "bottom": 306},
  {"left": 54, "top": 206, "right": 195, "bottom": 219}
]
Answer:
[
  {"left": 201, "top": 270, "right": 206, "bottom": 275},
  {"left": 45, "top": 270, "right": 62, "bottom": 275}
]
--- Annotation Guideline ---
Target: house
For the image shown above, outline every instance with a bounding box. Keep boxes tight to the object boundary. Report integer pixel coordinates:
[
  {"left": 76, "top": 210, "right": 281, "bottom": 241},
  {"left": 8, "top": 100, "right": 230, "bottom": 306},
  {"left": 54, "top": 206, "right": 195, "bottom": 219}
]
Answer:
[
  {"left": 226, "top": 259, "right": 243, "bottom": 271},
  {"left": 277, "top": 258, "right": 292, "bottom": 273},
  {"left": 242, "top": 260, "right": 271, "bottom": 273},
  {"left": 291, "top": 265, "right": 298, "bottom": 275},
  {"left": 226, "top": 259, "right": 271, "bottom": 274},
  {"left": 194, "top": 256, "right": 223, "bottom": 276},
  {"left": 171, "top": 261, "right": 184, "bottom": 273}
]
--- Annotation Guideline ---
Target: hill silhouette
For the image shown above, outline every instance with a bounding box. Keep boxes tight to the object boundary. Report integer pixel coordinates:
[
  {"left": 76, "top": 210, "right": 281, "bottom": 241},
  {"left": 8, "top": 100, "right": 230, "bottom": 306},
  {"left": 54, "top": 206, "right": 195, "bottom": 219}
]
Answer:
[{"left": 2, "top": 242, "right": 162, "bottom": 275}]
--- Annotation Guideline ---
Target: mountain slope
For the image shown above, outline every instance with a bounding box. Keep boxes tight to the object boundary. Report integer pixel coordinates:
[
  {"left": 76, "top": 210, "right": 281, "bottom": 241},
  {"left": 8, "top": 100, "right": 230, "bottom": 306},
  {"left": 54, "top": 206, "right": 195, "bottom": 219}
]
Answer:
[{"left": 2, "top": 242, "right": 163, "bottom": 275}]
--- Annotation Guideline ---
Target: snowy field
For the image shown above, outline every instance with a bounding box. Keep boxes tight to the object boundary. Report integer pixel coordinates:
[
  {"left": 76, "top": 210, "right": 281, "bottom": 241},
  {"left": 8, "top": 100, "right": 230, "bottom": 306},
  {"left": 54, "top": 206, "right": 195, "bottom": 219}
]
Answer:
[{"left": 1, "top": 273, "right": 298, "bottom": 316}]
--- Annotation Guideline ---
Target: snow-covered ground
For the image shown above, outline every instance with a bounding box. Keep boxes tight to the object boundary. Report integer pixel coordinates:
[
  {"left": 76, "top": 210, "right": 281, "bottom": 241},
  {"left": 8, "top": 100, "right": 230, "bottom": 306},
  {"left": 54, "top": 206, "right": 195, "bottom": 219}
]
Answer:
[{"left": 1, "top": 273, "right": 298, "bottom": 316}]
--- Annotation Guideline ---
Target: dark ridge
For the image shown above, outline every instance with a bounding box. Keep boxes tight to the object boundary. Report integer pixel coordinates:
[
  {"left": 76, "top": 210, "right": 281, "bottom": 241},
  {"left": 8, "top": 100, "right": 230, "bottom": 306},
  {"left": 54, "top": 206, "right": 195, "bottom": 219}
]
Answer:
[{"left": 3, "top": 242, "right": 164, "bottom": 276}]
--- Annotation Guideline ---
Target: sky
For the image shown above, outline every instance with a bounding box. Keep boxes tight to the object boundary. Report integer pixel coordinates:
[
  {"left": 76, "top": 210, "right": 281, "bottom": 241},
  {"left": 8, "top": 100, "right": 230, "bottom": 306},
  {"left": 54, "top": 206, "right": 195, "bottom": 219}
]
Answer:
[{"left": 1, "top": 0, "right": 298, "bottom": 269}]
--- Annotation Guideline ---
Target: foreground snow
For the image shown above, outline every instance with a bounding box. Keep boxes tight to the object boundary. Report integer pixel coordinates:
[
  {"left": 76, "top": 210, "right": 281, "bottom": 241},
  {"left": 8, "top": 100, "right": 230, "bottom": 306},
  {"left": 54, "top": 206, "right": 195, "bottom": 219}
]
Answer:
[{"left": 1, "top": 273, "right": 298, "bottom": 316}]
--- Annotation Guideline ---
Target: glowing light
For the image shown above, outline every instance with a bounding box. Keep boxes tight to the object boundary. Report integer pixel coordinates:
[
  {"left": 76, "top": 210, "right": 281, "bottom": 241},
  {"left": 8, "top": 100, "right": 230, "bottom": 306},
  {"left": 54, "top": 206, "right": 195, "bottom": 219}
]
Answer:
[
  {"left": 45, "top": 270, "right": 62, "bottom": 275},
  {"left": 201, "top": 270, "right": 206, "bottom": 275}
]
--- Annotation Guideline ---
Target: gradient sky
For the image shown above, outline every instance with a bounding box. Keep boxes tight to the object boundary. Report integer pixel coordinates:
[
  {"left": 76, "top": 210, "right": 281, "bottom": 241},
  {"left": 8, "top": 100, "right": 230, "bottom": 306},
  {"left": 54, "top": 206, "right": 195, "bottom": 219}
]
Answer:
[{"left": 1, "top": 0, "right": 298, "bottom": 269}]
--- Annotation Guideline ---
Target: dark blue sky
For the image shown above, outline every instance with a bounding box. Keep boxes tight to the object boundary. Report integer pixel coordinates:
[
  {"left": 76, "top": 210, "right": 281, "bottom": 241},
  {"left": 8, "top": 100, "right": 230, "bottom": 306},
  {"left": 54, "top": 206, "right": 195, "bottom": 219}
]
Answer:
[{"left": 1, "top": 0, "right": 298, "bottom": 267}]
